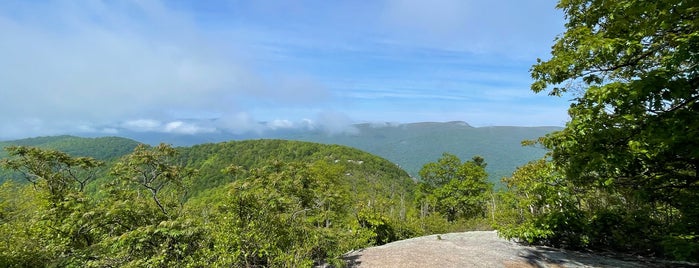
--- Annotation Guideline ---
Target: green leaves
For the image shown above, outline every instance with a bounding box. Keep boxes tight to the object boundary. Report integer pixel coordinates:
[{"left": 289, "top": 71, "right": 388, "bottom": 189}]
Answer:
[
  {"left": 110, "top": 143, "right": 196, "bottom": 216},
  {"left": 518, "top": 0, "right": 699, "bottom": 260},
  {"left": 189, "top": 159, "right": 369, "bottom": 266},
  {"left": 418, "top": 154, "right": 493, "bottom": 222},
  {"left": 0, "top": 140, "right": 432, "bottom": 266},
  {"left": 1, "top": 146, "right": 104, "bottom": 199},
  {"left": 534, "top": 0, "right": 699, "bottom": 95}
]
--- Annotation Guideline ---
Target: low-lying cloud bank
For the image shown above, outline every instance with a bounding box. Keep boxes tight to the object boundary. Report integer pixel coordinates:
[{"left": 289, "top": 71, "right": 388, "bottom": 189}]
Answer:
[{"left": 70, "top": 113, "right": 360, "bottom": 140}]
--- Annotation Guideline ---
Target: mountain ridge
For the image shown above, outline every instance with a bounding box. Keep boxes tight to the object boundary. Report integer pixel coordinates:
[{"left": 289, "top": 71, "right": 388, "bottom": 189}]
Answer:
[{"left": 1, "top": 122, "right": 560, "bottom": 185}]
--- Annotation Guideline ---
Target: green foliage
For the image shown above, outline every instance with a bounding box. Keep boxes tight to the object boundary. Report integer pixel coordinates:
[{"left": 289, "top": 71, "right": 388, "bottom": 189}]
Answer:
[
  {"left": 89, "top": 219, "right": 205, "bottom": 267},
  {"left": 495, "top": 159, "right": 576, "bottom": 245},
  {"left": 417, "top": 153, "right": 493, "bottom": 223},
  {"left": 661, "top": 234, "right": 699, "bottom": 262},
  {"left": 0, "top": 147, "right": 107, "bottom": 266},
  {"left": 0, "top": 136, "right": 138, "bottom": 184},
  {"left": 187, "top": 160, "right": 373, "bottom": 266},
  {"left": 110, "top": 143, "right": 196, "bottom": 216},
  {"left": 177, "top": 139, "right": 414, "bottom": 198},
  {"left": 82, "top": 143, "right": 204, "bottom": 267},
  {"left": 1, "top": 146, "right": 104, "bottom": 197},
  {"left": 0, "top": 181, "right": 54, "bottom": 267},
  {"left": 497, "top": 0, "right": 699, "bottom": 261},
  {"left": 0, "top": 139, "right": 485, "bottom": 266},
  {"left": 0, "top": 144, "right": 205, "bottom": 267},
  {"left": 419, "top": 153, "right": 463, "bottom": 188},
  {"left": 0, "top": 135, "right": 139, "bottom": 160}
]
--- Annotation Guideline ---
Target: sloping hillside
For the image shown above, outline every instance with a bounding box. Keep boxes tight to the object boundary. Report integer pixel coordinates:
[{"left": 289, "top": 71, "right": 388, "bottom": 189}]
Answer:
[
  {"left": 0, "top": 136, "right": 415, "bottom": 199},
  {"left": 278, "top": 122, "right": 559, "bottom": 184},
  {"left": 0, "top": 135, "right": 140, "bottom": 160},
  {"left": 0, "top": 137, "right": 423, "bottom": 266},
  {"left": 108, "top": 122, "right": 559, "bottom": 184},
  {"left": 176, "top": 139, "right": 415, "bottom": 198}
]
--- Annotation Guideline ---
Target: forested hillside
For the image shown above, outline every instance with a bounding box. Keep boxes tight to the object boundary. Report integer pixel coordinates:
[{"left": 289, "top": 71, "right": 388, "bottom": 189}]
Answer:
[
  {"left": 0, "top": 136, "right": 140, "bottom": 184},
  {"left": 0, "top": 135, "right": 139, "bottom": 160},
  {"left": 120, "top": 121, "right": 559, "bottom": 184},
  {"left": 176, "top": 139, "right": 414, "bottom": 197},
  {"left": 0, "top": 138, "right": 497, "bottom": 266}
]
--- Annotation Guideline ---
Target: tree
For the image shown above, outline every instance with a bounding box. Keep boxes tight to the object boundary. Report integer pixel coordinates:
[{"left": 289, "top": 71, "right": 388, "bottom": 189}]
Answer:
[
  {"left": 532, "top": 0, "right": 698, "bottom": 193},
  {"left": 191, "top": 160, "right": 366, "bottom": 267},
  {"left": 110, "top": 143, "right": 196, "bottom": 216},
  {"left": 496, "top": 159, "right": 586, "bottom": 247},
  {"left": 0, "top": 146, "right": 104, "bottom": 266},
  {"left": 94, "top": 143, "right": 203, "bottom": 267},
  {"left": 1, "top": 146, "right": 103, "bottom": 201},
  {"left": 417, "top": 153, "right": 492, "bottom": 222},
  {"left": 527, "top": 0, "right": 698, "bottom": 260},
  {"left": 419, "top": 153, "right": 462, "bottom": 189}
]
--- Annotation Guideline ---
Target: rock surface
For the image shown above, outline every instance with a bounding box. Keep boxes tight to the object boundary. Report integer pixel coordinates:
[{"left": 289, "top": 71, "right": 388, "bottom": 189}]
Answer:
[{"left": 342, "top": 231, "right": 696, "bottom": 268}]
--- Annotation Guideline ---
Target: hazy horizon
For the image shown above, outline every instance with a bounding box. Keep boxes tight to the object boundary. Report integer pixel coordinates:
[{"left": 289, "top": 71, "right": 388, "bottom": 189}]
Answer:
[{"left": 1, "top": 1, "right": 571, "bottom": 140}]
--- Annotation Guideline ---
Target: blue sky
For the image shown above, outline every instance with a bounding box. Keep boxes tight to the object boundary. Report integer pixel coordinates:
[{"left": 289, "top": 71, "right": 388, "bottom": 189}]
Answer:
[{"left": 0, "top": 0, "right": 569, "bottom": 139}]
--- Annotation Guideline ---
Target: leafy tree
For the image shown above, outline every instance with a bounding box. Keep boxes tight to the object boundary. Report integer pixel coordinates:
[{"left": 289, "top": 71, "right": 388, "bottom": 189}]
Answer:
[
  {"left": 189, "top": 159, "right": 369, "bottom": 267},
  {"left": 419, "top": 153, "right": 463, "bottom": 188},
  {"left": 0, "top": 146, "right": 104, "bottom": 266},
  {"left": 92, "top": 143, "right": 202, "bottom": 267},
  {"left": 110, "top": 143, "right": 196, "bottom": 216},
  {"left": 0, "top": 181, "right": 54, "bottom": 267},
  {"left": 495, "top": 159, "right": 586, "bottom": 247},
  {"left": 1, "top": 146, "right": 103, "bottom": 200},
  {"left": 418, "top": 153, "right": 492, "bottom": 222},
  {"left": 521, "top": 0, "right": 699, "bottom": 260},
  {"left": 532, "top": 0, "right": 698, "bottom": 201}
]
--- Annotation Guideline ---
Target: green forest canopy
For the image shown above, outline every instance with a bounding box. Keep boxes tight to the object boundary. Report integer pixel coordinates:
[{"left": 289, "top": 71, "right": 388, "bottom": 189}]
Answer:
[{"left": 0, "top": 139, "right": 495, "bottom": 266}]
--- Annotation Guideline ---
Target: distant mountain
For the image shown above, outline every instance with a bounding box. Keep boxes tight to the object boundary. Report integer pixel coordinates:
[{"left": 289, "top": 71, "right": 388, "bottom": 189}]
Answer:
[
  {"left": 1, "top": 122, "right": 560, "bottom": 186},
  {"left": 115, "top": 121, "right": 559, "bottom": 185},
  {"left": 274, "top": 122, "right": 559, "bottom": 185}
]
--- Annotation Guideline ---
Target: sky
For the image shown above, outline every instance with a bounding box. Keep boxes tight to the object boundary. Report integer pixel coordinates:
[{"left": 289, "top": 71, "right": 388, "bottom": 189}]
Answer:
[{"left": 0, "top": 0, "right": 570, "bottom": 140}]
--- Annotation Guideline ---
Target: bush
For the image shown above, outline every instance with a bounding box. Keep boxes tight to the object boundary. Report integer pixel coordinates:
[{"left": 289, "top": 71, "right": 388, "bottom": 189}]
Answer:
[{"left": 661, "top": 234, "right": 699, "bottom": 262}]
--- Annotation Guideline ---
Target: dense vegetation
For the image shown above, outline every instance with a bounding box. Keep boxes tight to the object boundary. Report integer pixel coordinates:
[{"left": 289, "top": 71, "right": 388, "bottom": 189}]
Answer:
[
  {"left": 0, "top": 136, "right": 140, "bottom": 185},
  {"left": 0, "top": 135, "right": 140, "bottom": 160},
  {"left": 0, "top": 139, "right": 494, "bottom": 266},
  {"left": 121, "top": 121, "right": 557, "bottom": 184},
  {"left": 175, "top": 139, "right": 414, "bottom": 197},
  {"left": 495, "top": 0, "right": 699, "bottom": 261}
]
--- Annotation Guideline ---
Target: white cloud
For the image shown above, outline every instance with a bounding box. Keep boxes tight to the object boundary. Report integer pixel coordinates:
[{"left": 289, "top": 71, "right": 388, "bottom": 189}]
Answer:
[
  {"left": 0, "top": 4, "right": 239, "bottom": 120},
  {"left": 215, "top": 113, "right": 265, "bottom": 135},
  {"left": 119, "top": 119, "right": 215, "bottom": 135},
  {"left": 0, "top": 0, "right": 569, "bottom": 140},
  {"left": 314, "top": 111, "right": 360, "bottom": 135},
  {"left": 164, "top": 121, "right": 215, "bottom": 135},
  {"left": 121, "top": 119, "right": 162, "bottom": 132},
  {"left": 0, "top": 1, "right": 332, "bottom": 139},
  {"left": 299, "top": 118, "right": 316, "bottom": 130},
  {"left": 101, "top": 128, "right": 119, "bottom": 134},
  {"left": 266, "top": 119, "right": 295, "bottom": 130}
]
